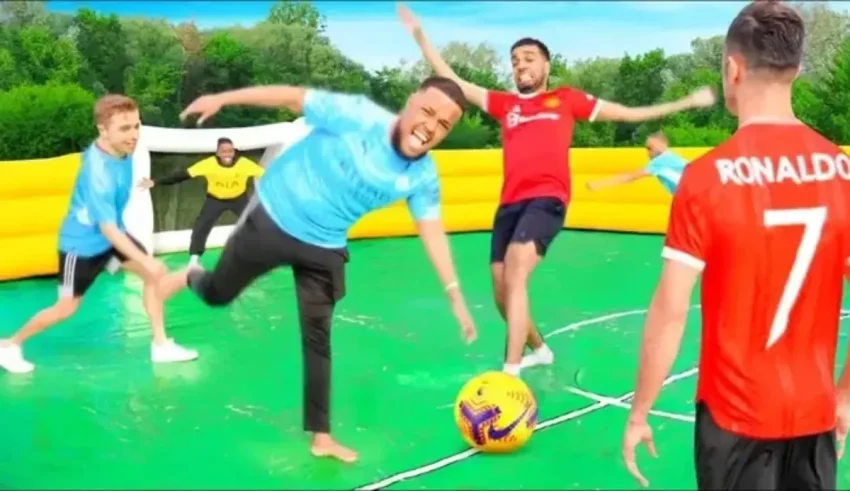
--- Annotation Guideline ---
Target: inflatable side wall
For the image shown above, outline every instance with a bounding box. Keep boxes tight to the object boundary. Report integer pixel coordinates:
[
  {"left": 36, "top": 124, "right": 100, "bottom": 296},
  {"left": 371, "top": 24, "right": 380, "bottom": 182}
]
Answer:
[{"left": 3, "top": 128, "right": 845, "bottom": 282}]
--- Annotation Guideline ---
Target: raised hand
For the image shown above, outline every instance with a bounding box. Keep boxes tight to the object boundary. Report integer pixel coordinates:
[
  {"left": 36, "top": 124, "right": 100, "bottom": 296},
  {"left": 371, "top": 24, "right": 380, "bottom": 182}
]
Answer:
[
  {"left": 396, "top": 3, "right": 421, "bottom": 36},
  {"left": 180, "top": 94, "right": 225, "bottom": 126},
  {"left": 687, "top": 86, "right": 717, "bottom": 109}
]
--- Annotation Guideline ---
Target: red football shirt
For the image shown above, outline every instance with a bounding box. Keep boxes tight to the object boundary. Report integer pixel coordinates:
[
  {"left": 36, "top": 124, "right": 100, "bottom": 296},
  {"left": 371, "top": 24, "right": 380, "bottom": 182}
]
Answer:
[
  {"left": 663, "top": 119, "right": 850, "bottom": 439},
  {"left": 485, "top": 87, "right": 600, "bottom": 205}
]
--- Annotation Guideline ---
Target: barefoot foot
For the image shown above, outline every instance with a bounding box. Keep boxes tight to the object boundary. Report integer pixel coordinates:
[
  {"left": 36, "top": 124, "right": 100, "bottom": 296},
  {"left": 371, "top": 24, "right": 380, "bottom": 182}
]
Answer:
[{"left": 310, "top": 433, "right": 358, "bottom": 463}]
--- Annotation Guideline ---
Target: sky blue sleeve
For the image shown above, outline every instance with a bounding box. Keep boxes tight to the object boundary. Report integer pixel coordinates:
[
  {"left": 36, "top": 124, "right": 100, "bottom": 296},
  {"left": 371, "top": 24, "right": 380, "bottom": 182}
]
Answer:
[
  {"left": 644, "top": 154, "right": 665, "bottom": 176},
  {"left": 406, "top": 159, "right": 441, "bottom": 222},
  {"left": 303, "top": 89, "right": 387, "bottom": 134},
  {"left": 83, "top": 158, "right": 118, "bottom": 226}
]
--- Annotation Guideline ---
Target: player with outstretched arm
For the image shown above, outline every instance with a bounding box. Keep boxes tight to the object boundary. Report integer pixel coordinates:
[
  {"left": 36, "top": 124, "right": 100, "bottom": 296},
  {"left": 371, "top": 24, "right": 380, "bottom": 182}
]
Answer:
[
  {"left": 398, "top": 3, "right": 715, "bottom": 378},
  {"left": 586, "top": 132, "right": 686, "bottom": 195},
  {"left": 159, "top": 76, "right": 477, "bottom": 463}
]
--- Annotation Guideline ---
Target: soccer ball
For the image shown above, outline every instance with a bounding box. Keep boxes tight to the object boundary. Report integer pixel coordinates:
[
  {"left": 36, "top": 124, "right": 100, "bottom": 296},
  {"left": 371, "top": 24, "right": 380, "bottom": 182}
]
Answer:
[{"left": 453, "top": 371, "right": 538, "bottom": 453}]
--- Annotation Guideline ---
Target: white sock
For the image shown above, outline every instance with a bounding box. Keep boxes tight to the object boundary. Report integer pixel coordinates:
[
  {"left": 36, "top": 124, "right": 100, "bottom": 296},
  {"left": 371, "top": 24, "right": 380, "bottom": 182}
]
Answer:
[
  {"left": 189, "top": 255, "right": 199, "bottom": 266},
  {"left": 503, "top": 363, "right": 521, "bottom": 376}
]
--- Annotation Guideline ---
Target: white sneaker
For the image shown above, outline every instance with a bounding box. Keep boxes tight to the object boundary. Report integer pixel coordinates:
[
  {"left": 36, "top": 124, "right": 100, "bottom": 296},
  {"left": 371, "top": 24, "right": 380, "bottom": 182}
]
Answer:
[
  {"left": 0, "top": 343, "right": 35, "bottom": 374},
  {"left": 151, "top": 339, "right": 199, "bottom": 364},
  {"left": 520, "top": 345, "right": 555, "bottom": 369}
]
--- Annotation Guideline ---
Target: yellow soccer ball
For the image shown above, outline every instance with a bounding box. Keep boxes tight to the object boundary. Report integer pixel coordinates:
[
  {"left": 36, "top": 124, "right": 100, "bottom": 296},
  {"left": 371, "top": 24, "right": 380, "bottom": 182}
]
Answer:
[{"left": 453, "top": 371, "right": 538, "bottom": 453}]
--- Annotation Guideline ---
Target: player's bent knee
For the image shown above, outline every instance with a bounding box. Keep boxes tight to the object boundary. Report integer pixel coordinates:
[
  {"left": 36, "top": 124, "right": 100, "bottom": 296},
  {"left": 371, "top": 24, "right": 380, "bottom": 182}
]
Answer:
[{"left": 187, "top": 270, "right": 237, "bottom": 307}]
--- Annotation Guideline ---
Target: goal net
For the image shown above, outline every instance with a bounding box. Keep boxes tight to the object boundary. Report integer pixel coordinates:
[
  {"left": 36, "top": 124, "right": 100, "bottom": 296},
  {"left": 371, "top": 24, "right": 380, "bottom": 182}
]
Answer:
[{"left": 125, "top": 118, "right": 310, "bottom": 255}]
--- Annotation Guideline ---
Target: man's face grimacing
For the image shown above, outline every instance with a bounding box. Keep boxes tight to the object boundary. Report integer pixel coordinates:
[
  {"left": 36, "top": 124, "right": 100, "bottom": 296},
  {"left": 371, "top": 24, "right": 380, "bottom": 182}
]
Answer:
[
  {"left": 511, "top": 44, "right": 549, "bottom": 94},
  {"left": 397, "top": 87, "right": 463, "bottom": 159}
]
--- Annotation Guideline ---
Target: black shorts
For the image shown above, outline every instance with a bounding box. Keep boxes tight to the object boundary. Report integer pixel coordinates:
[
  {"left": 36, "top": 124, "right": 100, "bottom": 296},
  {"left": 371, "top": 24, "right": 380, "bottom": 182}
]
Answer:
[
  {"left": 190, "top": 198, "right": 349, "bottom": 307},
  {"left": 58, "top": 234, "right": 147, "bottom": 299},
  {"left": 490, "top": 197, "right": 566, "bottom": 263},
  {"left": 694, "top": 402, "right": 836, "bottom": 490}
]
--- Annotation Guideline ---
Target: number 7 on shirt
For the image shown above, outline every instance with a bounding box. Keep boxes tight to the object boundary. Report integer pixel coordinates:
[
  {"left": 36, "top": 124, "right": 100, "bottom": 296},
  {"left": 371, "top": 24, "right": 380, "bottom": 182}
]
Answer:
[{"left": 763, "top": 206, "right": 827, "bottom": 348}]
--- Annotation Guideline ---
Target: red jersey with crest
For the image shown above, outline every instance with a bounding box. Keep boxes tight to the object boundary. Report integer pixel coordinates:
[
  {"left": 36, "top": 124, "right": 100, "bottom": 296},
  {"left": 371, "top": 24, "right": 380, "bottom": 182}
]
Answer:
[
  {"left": 485, "top": 87, "right": 600, "bottom": 205},
  {"left": 663, "top": 119, "right": 850, "bottom": 439}
]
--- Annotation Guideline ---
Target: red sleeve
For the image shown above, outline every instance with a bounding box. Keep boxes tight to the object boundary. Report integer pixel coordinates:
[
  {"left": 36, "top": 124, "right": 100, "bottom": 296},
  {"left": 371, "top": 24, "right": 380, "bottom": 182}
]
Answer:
[
  {"left": 661, "top": 167, "right": 711, "bottom": 271},
  {"left": 484, "top": 90, "right": 514, "bottom": 121},
  {"left": 560, "top": 87, "right": 602, "bottom": 122}
]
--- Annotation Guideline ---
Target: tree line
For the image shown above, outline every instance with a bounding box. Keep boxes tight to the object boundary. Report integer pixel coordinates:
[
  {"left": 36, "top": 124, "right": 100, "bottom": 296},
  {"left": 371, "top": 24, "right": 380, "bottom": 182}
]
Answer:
[{"left": 1, "top": 0, "right": 849, "bottom": 161}]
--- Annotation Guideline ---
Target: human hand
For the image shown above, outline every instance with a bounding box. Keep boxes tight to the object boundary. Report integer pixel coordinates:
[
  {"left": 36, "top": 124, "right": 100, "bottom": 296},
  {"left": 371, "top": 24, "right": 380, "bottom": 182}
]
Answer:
[
  {"left": 137, "top": 177, "right": 154, "bottom": 189},
  {"left": 180, "top": 94, "right": 225, "bottom": 126},
  {"left": 396, "top": 3, "right": 421, "bottom": 36},
  {"left": 622, "top": 417, "right": 657, "bottom": 487},
  {"left": 837, "top": 395, "right": 850, "bottom": 458},
  {"left": 449, "top": 293, "right": 477, "bottom": 344},
  {"left": 686, "top": 86, "right": 716, "bottom": 109}
]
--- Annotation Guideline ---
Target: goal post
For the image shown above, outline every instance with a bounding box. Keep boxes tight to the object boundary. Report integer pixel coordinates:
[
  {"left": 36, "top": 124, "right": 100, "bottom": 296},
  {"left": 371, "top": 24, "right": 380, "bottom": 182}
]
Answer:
[{"left": 125, "top": 118, "right": 311, "bottom": 256}]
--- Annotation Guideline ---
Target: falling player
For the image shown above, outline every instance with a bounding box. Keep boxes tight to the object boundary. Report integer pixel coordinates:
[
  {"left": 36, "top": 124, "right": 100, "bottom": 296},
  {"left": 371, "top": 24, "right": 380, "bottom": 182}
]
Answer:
[
  {"left": 0, "top": 95, "right": 198, "bottom": 374},
  {"left": 398, "top": 3, "right": 716, "bottom": 377},
  {"left": 161, "top": 76, "right": 477, "bottom": 463},
  {"left": 623, "top": 2, "right": 850, "bottom": 489},
  {"left": 585, "top": 132, "right": 686, "bottom": 194}
]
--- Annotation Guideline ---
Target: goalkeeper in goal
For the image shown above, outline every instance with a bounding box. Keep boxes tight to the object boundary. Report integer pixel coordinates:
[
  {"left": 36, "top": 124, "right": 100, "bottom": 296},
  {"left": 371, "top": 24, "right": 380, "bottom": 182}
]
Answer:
[{"left": 138, "top": 137, "right": 264, "bottom": 267}]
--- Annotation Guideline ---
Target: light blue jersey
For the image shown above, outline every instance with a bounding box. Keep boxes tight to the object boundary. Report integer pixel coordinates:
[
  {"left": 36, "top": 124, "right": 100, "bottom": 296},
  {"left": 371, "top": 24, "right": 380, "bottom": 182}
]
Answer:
[
  {"left": 58, "top": 143, "right": 133, "bottom": 257},
  {"left": 257, "top": 89, "right": 441, "bottom": 249},
  {"left": 645, "top": 151, "right": 687, "bottom": 194}
]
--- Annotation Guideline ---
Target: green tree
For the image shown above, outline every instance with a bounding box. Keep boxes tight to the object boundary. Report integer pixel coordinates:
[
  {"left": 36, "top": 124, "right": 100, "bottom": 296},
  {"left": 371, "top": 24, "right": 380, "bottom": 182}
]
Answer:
[
  {"left": 121, "top": 18, "right": 185, "bottom": 126},
  {"left": 7, "top": 25, "right": 81, "bottom": 87},
  {"left": 795, "top": 2, "right": 850, "bottom": 81},
  {"left": 267, "top": 0, "right": 326, "bottom": 33},
  {"left": 0, "top": 83, "right": 95, "bottom": 160},
  {"left": 812, "top": 39, "right": 850, "bottom": 143},
  {"left": 0, "top": 1, "right": 48, "bottom": 28},
  {"left": 613, "top": 49, "right": 666, "bottom": 145},
  {"left": 409, "top": 41, "right": 505, "bottom": 82},
  {"left": 72, "top": 8, "right": 128, "bottom": 95}
]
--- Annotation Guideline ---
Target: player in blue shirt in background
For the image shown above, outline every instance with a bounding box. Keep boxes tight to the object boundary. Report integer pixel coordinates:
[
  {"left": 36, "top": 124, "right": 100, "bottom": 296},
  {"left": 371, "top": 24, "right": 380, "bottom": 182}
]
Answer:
[
  {"left": 159, "top": 76, "right": 477, "bottom": 463},
  {"left": 586, "top": 132, "right": 686, "bottom": 194},
  {"left": 0, "top": 95, "right": 198, "bottom": 375}
]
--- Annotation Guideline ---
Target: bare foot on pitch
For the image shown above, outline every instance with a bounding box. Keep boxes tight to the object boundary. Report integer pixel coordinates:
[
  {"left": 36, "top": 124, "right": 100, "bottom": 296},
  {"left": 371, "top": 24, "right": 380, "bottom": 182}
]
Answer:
[{"left": 310, "top": 433, "right": 358, "bottom": 463}]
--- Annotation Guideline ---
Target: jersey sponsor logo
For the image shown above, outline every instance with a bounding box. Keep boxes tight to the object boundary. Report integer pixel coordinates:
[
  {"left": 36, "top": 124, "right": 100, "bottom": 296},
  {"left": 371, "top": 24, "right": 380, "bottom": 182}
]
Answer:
[
  {"left": 716, "top": 153, "right": 850, "bottom": 185},
  {"left": 505, "top": 103, "right": 561, "bottom": 129}
]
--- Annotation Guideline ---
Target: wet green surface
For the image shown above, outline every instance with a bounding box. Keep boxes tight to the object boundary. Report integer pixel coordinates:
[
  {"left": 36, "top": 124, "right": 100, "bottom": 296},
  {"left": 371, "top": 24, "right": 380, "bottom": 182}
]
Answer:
[{"left": 1, "top": 230, "right": 849, "bottom": 489}]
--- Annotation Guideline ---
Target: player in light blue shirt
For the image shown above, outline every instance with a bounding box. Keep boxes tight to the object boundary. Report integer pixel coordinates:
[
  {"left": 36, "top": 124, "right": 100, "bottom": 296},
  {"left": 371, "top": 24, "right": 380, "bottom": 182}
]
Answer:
[
  {"left": 165, "top": 76, "right": 477, "bottom": 463},
  {"left": 0, "top": 95, "right": 197, "bottom": 376},
  {"left": 586, "top": 132, "right": 686, "bottom": 194}
]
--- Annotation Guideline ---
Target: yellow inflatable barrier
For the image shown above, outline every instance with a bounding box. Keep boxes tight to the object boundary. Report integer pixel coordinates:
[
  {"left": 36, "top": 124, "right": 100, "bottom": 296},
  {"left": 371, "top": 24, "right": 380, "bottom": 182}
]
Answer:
[
  {"left": 348, "top": 147, "right": 715, "bottom": 238},
  {"left": 3, "top": 146, "right": 849, "bottom": 282},
  {"left": 0, "top": 154, "right": 81, "bottom": 281}
]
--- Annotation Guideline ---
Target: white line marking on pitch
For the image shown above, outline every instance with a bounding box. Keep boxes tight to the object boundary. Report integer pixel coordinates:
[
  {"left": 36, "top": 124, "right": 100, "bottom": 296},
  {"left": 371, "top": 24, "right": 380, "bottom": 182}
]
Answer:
[
  {"left": 355, "top": 307, "right": 685, "bottom": 490},
  {"left": 356, "top": 367, "right": 698, "bottom": 491},
  {"left": 565, "top": 386, "right": 695, "bottom": 423},
  {"left": 356, "top": 305, "right": 850, "bottom": 490}
]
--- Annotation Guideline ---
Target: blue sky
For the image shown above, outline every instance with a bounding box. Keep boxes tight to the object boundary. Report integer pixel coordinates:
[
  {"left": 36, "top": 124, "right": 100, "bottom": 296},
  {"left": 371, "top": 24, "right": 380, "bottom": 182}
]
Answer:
[{"left": 45, "top": 1, "right": 844, "bottom": 71}]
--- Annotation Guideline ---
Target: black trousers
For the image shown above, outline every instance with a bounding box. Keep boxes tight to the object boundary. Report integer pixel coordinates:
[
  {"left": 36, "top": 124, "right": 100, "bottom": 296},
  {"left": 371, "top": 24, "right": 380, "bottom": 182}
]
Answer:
[
  {"left": 188, "top": 198, "right": 348, "bottom": 433},
  {"left": 189, "top": 194, "right": 250, "bottom": 256},
  {"left": 694, "top": 403, "right": 836, "bottom": 490}
]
